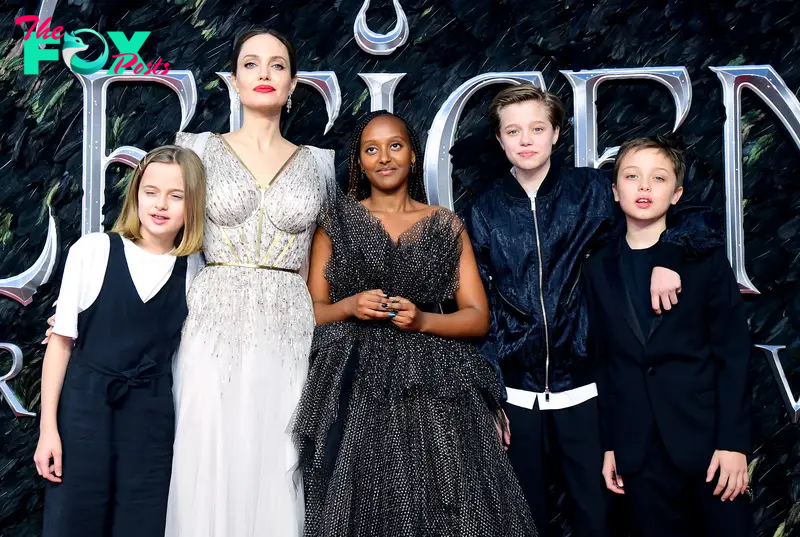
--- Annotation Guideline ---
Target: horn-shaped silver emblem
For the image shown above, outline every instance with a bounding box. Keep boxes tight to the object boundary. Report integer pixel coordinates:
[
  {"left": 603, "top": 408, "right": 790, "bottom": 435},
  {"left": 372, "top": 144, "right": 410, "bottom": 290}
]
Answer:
[{"left": 353, "top": 0, "right": 409, "bottom": 56}]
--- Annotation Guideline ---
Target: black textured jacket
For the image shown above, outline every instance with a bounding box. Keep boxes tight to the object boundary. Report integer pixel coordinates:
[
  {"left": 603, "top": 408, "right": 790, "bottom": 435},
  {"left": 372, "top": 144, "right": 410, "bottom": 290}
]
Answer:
[
  {"left": 465, "top": 156, "right": 722, "bottom": 396},
  {"left": 583, "top": 239, "right": 750, "bottom": 474}
]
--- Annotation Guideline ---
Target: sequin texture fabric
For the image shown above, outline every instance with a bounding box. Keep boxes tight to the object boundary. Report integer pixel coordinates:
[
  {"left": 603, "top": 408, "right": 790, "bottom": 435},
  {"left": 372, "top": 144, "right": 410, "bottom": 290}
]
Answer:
[
  {"left": 166, "top": 132, "right": 336, "bottom": 537},
  {"left": 292, "top": 195, "right": 537, "bottom": 537}
]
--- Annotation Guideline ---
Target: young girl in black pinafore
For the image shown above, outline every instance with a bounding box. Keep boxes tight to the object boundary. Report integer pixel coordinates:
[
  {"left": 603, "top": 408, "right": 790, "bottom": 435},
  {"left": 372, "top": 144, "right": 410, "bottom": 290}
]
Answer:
[{"left": 34, "top": 145, "right": 206, "bottom": 537}]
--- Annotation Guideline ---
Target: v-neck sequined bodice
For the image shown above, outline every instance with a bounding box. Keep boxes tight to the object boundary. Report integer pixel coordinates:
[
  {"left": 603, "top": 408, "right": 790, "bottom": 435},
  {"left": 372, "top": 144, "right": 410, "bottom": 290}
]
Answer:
[
  {"left": 322, "top": 195, "right": 465, "bottom": 306},
  {"left": 168, "top": 131, "right": 338, "bottom": 536},
  {"left": 176, "top": 132, "right": 335, "bottom": 270}
]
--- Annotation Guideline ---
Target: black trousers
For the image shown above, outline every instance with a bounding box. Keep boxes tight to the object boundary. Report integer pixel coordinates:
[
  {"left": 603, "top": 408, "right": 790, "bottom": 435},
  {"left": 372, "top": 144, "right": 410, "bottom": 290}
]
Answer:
[
  {"left": 43, "top": 365, "right": 174, "bottom": 537},
  {"left": 505, "top": 397, "right": 611, "bottom": 537},
  {"left": 624, "top": 429, "right": 753, "bottom": 537}
]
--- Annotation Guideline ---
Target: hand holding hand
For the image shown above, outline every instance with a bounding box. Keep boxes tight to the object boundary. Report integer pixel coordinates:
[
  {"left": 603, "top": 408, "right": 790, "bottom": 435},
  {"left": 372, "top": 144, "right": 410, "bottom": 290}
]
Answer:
[
  {"left": 349, "top": 290, "right": 393, "bottom": 321},
  {"left": 386, "top": 296, "right": 424, "bottom": 332}
]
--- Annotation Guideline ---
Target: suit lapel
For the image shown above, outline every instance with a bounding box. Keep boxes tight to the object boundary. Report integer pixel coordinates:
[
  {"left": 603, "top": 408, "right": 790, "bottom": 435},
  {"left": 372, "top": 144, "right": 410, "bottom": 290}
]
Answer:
[
  {"left": 647, "top": 307, "right": 666, "bottom": 342},
  {"left": 603, "top": 245, "right": 646, "bottom": 346}
]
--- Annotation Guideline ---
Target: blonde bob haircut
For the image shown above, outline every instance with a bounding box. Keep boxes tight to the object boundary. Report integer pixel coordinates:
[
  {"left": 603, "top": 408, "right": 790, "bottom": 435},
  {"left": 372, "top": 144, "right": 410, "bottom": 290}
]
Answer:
[{"left": 112, "top": 145, "right": 206, "bottom": 256}]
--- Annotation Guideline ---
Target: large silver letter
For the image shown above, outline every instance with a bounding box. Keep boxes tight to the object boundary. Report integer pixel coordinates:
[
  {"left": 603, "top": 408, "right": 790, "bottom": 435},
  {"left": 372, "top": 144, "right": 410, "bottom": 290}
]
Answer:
[
  {"left": 0, "top": 208, "right": 58, "bottom": 418},
  {"left": 77, "top": 71, "right": 197, "bottom": 235},
  {"left": 0, "top": 343, "right": 34, "bottom": 417},
  {"left": 353, "top": 0, "right": 409, "bottom": 56},
  {"left": 359, "top": 73, "right": 405, "bottom": 113},
  {"left": 560, "top": 67, "right": 692, "bottom": 169},
  {"left": 216, "top": 71, "right": 341, "bottom": 134},
  {"left": 424, "top": 72, "right": 546, "bottom": 209},
  {"left": 0, "top": 207, "right": 58, "bottom": 306},
  {"left": 709, "top": 65, "right": 800, "bottom": 294},
  {"left": 20, "top": 0, "right": 59, "bottom": 49},
  {"left": 758, "top": 345, "right": 798, "bottom": 423}
]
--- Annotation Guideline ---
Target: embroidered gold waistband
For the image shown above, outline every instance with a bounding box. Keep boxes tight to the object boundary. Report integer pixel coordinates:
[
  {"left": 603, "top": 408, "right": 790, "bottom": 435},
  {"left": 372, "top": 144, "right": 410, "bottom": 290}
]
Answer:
[{"left": 206, "top": 262, "right": 299, "bottom": 274}]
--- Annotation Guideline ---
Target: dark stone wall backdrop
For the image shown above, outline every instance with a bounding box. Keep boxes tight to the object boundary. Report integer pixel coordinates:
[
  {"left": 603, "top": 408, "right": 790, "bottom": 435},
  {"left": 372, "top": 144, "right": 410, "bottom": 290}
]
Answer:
[{"left": 1, "top": 0, "right": 798, "bottom": 535}]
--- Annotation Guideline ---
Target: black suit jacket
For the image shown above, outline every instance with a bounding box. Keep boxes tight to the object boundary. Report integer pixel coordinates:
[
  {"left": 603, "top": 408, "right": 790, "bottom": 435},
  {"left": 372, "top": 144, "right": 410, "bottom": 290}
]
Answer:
[{"left": 582, "top": 238, "right": 751, "bottom": 475}]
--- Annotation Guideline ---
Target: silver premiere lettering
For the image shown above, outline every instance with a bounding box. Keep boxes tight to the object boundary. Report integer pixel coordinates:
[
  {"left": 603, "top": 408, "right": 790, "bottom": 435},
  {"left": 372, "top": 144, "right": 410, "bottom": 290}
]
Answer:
[
  {"left": 758, "top": 345, "right": 798, "bottom": 423},
  {"left": 560, "top": 67, "right": 692, "bottom": 169},
  {"left": 0, "top": 343, "right": 34, "bottom": 417},
  {"left": 0, "top": 207, "right": 58, "bottom": 306},
  {"left": 424, "top": 72, "right": 546, "bottom": 209},
  {"left": 359, "top": 73, "right": 406, "bottom": 113},
  {"left": 217, "top": 71, "right": 341, "bottom": 134},
  {"left": 709, "top": 65, "right": 800, "bottom": 294},
  {"left": 76, "top": 70, "right": 197, "bottom": 235}
]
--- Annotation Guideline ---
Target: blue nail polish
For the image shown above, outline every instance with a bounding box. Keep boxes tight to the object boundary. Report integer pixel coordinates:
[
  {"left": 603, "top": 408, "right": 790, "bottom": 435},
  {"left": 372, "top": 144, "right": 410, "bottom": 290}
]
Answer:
[{"left": 388, "top": 312, "right": 397, "bottom": 318}]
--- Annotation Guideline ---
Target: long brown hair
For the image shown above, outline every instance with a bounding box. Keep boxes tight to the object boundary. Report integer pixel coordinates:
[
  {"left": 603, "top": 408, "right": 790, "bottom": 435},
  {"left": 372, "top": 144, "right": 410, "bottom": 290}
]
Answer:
[{"left": 112, "top": 145, "right": 206, "bottom": 256}]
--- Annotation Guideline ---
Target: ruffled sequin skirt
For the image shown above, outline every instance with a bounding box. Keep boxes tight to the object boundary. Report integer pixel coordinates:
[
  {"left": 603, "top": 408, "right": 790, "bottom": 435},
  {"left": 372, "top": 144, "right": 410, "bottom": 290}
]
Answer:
[{"left": 292, "top": 321, "right": 537, "bottom": 537}]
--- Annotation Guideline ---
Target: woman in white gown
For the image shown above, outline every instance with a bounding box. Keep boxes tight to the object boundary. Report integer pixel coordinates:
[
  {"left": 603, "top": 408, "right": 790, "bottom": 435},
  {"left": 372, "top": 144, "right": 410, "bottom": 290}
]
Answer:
[{"left": 166, "top": 28, "right": 336, "bottom": 537}]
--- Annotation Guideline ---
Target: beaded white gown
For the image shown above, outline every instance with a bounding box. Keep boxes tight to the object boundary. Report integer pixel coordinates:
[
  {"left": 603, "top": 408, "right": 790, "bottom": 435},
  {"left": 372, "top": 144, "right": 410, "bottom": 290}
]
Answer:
[{"left": 166, "top": 132, "right": 336, "bottom": 537}]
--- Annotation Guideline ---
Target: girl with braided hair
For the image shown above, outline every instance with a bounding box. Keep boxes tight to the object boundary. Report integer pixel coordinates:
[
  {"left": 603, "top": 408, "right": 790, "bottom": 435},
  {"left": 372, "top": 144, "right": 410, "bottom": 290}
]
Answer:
[{"left": 292, "top": 110, "right": 536, "bottom": 536}]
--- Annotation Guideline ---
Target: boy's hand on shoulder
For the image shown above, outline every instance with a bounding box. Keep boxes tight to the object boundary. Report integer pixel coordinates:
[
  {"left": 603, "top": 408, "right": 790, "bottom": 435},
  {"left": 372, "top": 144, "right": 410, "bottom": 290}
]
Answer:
[
  {"left": 707, "top": 450, "right": 748, "bottom": 502},
  {"left": 650, "top": 267, "right": 681, "bottom": 315},
  {"left": 602, "top": 451, "right": 624, "bottom": 494}
]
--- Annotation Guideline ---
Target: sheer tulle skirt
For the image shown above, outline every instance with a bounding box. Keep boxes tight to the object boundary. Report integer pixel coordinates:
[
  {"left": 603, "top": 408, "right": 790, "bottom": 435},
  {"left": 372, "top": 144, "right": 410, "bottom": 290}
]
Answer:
[
  {"left": 165, "top": 267, "right": 313, "bottom": 537},
  {"left": 292, "top": 322, "right": 537, "bottom": 537}
]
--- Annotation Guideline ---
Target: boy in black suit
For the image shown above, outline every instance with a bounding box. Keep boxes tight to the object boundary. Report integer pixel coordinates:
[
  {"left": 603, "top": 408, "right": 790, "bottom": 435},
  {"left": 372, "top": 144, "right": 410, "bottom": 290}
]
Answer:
[{"left": 582, "top": 137, "right": 752, "bottom": 537}]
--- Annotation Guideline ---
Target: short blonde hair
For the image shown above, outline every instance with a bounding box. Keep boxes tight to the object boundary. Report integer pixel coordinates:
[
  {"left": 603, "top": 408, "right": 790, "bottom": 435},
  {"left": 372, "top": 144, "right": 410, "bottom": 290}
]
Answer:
[
  {"left": 488, "top": 84, "right": 565, "bottom": 135},
  {"left": 112, "top": 145, "right": 206, "bottom": 256}
]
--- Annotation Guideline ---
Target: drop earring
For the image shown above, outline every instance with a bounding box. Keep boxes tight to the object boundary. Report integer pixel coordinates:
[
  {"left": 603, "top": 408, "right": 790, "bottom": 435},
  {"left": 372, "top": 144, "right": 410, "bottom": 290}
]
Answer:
[
  {"left": 234, "top": 92, "right": 240, "bottom": 107},
  {"left": 286, "top": 93, "right": 293, "bottom": 112}
]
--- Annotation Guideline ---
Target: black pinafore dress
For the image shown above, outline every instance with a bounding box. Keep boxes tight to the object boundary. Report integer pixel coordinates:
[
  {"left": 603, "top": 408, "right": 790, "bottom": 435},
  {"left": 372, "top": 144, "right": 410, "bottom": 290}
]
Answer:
[{"left": 43, "top": 233, "right": 188, "bottom": 537}]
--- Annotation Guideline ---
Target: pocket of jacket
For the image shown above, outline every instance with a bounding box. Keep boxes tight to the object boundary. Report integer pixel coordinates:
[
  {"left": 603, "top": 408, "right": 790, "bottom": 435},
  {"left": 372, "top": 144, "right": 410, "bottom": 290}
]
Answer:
[
  {"left": 564, "top": 269, "right": 582, "bottom": 305},
  {"left": 496, "top": 287, "right": 530, "bottom": 318}
]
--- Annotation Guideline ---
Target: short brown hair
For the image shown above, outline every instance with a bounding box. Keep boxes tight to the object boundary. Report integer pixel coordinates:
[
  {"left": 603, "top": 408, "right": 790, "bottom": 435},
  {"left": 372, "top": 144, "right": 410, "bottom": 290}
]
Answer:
[
  {"left": 488, "top": 84, "right": 565, "bottom": 135},
  {"left": 613, "top": 136, "right": 686, "bottom": 188},
  {"left": 112, "top": 145, "right": 206, "bottom": 256},
  {"left": 231, "top": 28, "right": 298, "bottom": 78}
]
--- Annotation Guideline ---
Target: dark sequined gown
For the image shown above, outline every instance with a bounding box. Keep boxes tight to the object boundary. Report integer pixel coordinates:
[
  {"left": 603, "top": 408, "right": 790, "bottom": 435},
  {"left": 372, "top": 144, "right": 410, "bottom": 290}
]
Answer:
[{"left": 292, "top": 195, "right": 536, "bottom": 537}]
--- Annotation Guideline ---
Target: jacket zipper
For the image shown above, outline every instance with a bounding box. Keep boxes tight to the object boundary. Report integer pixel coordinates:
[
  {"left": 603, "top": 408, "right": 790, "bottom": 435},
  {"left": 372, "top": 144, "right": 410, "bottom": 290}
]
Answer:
[{"left": 531, "top": 192, "right": 551, "bottom": 401}]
